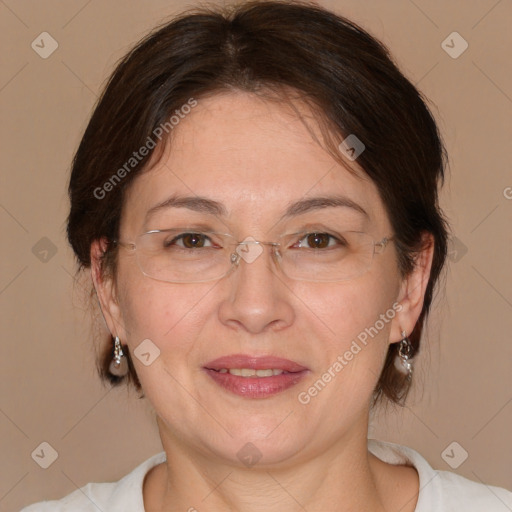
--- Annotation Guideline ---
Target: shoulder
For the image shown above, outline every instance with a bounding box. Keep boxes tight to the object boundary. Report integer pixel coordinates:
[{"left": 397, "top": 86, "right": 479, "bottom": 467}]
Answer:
[
  {"left": 368, "top": 439, "right": 512, "bottom": 512},
  {"left": 20, "top": 452, "right": 166, "bottom": 512},
  {"left": 432, "top": 468, "right": 512, "bottom": 510}
]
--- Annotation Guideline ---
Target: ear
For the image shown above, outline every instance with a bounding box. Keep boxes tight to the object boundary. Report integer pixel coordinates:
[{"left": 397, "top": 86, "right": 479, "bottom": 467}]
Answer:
[
  {"left": 90, "top": 239, "right": 126, "bottom": 340},
  {"left": 390, "top": 232, "right": 435, "bottom": 343}
]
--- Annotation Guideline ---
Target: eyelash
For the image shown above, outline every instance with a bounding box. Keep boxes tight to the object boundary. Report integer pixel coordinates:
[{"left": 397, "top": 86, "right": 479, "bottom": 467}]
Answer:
[
  {"left": 164, "top": 233, "right": 216, "bottom": 248},
  {"left": 163, "top": 231, "right": 345, "bottom": 250},
  {"left": 293, "top": 232, "right": 345, "bottom": 249}
]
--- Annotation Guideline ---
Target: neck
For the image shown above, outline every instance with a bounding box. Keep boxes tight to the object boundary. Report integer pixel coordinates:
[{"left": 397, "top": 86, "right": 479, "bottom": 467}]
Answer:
[{"left": 144, "top": 418, "right": 390, "bottom": 512}]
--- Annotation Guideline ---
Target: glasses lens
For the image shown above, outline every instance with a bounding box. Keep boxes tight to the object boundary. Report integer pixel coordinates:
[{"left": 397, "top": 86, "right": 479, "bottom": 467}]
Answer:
[
  {"left": 135, "top": 230, "right": 233, "bottom": 283},
  {"left": 279, "top": 231, "right": 376, "bottom": 282},
  {"left": 131, "top": 230, "right": 380, "bottom": 283}
]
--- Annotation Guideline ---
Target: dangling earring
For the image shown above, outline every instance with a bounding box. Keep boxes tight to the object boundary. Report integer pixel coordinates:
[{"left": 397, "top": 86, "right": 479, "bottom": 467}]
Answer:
[
  {"left": 109, "top": 336, "right": 129, "bottom": 377},
  {"left": 395, "top": 330, "right": 413, "bottom": 379}
]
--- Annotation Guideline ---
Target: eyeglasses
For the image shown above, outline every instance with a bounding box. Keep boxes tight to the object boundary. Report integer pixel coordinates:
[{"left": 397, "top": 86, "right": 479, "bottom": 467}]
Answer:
[{"left": 114, "top": 228, "right": 394, "bottom": 283}]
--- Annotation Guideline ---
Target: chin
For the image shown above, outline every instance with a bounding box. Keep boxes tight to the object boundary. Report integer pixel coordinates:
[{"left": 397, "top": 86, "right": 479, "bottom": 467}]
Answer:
[
  {"left": 209, "top": 418, "right": 313, "bottom": 468},
  {"left": 225, "top": 435, "right": 308, "bottom": 469}
]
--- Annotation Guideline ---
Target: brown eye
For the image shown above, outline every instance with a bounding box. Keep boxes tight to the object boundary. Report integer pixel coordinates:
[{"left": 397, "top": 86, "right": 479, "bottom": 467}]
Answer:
[
  {"left": 162, "top": 233, "right": 211, "bottom": 249},
  {"left": 305, "top": 233, "right": 331, "bottom": 249},
  {"left": 180, "top": 233, "right": 207, "bottom": 248}
]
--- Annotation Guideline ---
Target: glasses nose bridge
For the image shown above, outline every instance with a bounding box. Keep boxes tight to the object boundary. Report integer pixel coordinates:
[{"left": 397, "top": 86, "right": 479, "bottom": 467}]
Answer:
[{"left": 230, "top": 237, "right": 281, "bottom": 269}]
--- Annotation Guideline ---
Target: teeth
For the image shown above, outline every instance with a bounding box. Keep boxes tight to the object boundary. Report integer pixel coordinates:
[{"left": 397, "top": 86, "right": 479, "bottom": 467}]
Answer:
[{"left": 217, "top": 368, "right": 285, "bottom": 377}]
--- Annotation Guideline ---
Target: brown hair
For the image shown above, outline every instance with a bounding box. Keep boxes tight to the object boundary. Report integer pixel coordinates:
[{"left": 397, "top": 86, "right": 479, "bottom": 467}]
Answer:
[{"left": 67, "top": 0, "right": 448, "bottom": 405}]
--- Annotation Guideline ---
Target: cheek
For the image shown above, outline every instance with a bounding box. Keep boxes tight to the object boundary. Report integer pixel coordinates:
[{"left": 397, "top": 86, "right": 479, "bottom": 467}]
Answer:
[
  {"left": 292, "top": 283, "right": 398, "bottom": 426},
  {"left": 292, "top": 270, "right": 400, "bottom": 397},
  {"left": 294, "top": 273, "right": 399, "bottom": 347},
  {"left": 117, "top": 272, "right": 215, "bottom": 365}
]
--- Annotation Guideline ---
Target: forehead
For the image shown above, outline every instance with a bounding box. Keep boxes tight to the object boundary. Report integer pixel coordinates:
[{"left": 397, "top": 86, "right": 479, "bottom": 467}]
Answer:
[{"left": 120, "top": 92, "right": 390, "bottom": 235}]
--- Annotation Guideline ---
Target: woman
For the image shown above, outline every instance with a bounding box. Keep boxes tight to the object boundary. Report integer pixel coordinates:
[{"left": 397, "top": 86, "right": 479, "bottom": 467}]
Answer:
[{"left": 23, "top": 1, "right": 512, "bottom": 510}]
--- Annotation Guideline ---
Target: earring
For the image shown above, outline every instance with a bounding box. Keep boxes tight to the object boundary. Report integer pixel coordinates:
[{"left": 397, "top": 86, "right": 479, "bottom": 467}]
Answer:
[
  {"left": 394, "top": 330, "right": 413, "bottom": 379},
  {"left": 109, "top": 336, "right": 129, "bottom": 377}
]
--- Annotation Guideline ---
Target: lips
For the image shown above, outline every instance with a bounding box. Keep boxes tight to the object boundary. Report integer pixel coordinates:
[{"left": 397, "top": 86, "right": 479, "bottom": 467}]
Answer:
[
  {"left": 205, "top": 354, "right": 308, "bottom": 373},
  {"left": 203, "top": 354, "right": 309, "bottom": 399}
]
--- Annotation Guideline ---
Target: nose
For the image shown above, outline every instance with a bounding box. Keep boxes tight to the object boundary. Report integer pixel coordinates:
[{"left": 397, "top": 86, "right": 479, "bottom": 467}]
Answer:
[{"left": 217, "top": 239, "right": 295, "bottom": 334}]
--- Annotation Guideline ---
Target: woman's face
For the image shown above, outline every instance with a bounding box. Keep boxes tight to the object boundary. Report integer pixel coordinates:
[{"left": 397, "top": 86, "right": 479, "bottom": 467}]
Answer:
[{"left": 99, "top": 92, "right": 413, "bottom": 466}]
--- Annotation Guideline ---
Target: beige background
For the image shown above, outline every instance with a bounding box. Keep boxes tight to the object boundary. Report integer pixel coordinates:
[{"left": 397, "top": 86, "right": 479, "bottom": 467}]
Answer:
[{"left": 1, "top": 0, "right": 511, "bottom": 510}]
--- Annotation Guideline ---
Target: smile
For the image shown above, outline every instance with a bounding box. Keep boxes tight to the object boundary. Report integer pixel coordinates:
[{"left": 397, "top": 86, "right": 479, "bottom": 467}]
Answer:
[{"left": 204, "top": 354, "right": 309, "bottom": 398}]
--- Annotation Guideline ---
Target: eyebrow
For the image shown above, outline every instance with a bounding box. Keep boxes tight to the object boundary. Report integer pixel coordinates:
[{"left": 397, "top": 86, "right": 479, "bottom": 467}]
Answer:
[
  {"left": 144, "top": 193, "right": 368, "bottom": 223},
  {"left": 280, "top": 195, "right": 368, "bottom": 220},
  {"left": 145, "top": 195, "right": 227, "bottom": 223}
]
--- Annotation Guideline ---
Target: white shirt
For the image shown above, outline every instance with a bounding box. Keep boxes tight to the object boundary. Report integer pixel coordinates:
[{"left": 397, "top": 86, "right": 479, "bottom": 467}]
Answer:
[{"left": 21, "top": 439, "right": 512, "bottom": 511}]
